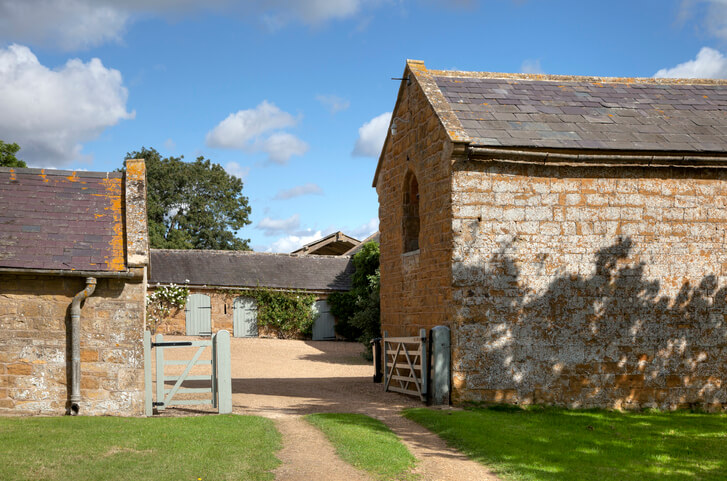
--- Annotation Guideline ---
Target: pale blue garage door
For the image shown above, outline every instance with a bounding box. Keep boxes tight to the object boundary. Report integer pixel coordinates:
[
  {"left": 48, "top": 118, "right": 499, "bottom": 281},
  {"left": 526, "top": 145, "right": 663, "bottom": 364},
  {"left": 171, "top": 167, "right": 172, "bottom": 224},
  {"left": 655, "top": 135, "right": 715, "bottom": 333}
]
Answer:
[
  {"left": 185, "top": 293, "right": 211, "bottom": 335},
  {"left": 312, "top": 300, "right": 336, "bottom": 341}
]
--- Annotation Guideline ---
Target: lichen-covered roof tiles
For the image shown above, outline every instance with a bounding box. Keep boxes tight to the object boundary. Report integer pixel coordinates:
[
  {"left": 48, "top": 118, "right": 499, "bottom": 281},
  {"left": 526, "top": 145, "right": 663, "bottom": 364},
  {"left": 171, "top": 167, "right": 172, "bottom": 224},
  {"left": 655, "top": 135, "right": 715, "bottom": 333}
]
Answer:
[
  {"left": 0, "top": 167, "right": 126, "bottom": 272},
  {"left": 150, "top": 249, "right": 354, "bottom": 292},
  {"left": 413, "top": 60, "right": 727, "bottom": 153}
]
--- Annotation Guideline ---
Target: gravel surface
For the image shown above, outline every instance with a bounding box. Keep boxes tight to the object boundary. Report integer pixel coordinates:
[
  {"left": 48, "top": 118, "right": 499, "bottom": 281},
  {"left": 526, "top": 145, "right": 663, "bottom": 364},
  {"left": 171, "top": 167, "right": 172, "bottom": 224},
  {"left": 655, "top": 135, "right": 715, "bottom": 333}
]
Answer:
[{"left": 155, "top": 336, "right": 499, "bottom": 480}]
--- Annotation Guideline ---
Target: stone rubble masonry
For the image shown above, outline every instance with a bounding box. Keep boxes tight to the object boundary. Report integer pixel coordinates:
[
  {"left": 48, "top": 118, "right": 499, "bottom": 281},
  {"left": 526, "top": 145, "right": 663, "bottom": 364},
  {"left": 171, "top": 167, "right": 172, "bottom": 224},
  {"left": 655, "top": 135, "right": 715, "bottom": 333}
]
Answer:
[
  {"left": 450, "top": 161, "right": 727, "bottom": 411},
  {"left": 377, "top": 60, "right": 727, "bottom": 411},
  {"left": 124, "top": 158, "right": 149, "bottom": 268},
  {"left": 0, "top": 275, "right": 145, "bottom": 415}
]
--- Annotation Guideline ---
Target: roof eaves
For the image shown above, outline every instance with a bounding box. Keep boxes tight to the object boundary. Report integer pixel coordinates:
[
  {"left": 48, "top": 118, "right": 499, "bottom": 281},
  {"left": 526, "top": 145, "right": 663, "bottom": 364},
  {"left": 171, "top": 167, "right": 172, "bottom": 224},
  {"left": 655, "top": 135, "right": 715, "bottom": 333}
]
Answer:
[{"left": 468, "top": 145, "right": 727, "bottom": 168}]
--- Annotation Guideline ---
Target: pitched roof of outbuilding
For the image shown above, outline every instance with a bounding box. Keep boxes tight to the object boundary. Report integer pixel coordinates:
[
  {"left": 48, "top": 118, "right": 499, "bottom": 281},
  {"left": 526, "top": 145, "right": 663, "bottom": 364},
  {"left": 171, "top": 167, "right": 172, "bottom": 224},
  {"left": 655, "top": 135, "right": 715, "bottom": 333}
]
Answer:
[
  {"left": 0, "top": 167, "right": 126, "bottom": 272},
  {"left": 374, "top": 60, "right": 727, "bottom": 185},
  {"left": 433, "top": 72, "right": 727, "bottom": 152},
  {"left": 149, "top": 249, "right": 354, "bottom": 292},
  {"left": 291, "top": 231, "right": 360, "bottom": 256}
]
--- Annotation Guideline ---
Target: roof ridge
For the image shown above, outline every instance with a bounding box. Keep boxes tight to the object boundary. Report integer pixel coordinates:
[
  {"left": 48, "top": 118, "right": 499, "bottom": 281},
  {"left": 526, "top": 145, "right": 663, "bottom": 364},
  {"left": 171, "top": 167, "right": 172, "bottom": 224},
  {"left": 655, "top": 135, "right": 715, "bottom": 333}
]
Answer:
[{"left": 428, "top": 68, "right": 727, "bottom": 86}]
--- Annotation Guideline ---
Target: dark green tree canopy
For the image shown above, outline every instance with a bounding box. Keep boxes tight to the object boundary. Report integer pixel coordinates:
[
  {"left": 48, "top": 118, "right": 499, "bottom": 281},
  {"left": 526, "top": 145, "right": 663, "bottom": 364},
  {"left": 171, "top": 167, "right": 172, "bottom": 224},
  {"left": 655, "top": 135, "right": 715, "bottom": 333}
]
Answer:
[
  {"left": 126, "top": 147, "right": 251, "bottom": 250},
  {"left": 0, "top": 140, "right": 27, "bottom": 168}
]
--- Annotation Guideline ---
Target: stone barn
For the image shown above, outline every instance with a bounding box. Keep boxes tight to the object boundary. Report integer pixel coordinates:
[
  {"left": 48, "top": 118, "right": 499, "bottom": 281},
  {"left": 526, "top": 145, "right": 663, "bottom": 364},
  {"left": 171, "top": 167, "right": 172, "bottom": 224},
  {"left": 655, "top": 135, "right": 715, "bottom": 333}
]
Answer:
[
  {"left": 375, "top": 59, "right": 727, "bottom": 410},
  {"left": 148, "top": 249, "right": 354, "bottom": 340},
  {"left": 0, "top": 159, "right": 148, "bottom": 416}
]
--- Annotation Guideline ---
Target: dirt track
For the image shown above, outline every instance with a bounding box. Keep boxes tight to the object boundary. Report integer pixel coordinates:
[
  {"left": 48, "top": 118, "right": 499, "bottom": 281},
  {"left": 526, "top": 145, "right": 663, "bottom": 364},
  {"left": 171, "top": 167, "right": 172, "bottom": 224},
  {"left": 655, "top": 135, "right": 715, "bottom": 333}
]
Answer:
[{"left": 157, "top": 336, "right": 499, "bottom": 480}]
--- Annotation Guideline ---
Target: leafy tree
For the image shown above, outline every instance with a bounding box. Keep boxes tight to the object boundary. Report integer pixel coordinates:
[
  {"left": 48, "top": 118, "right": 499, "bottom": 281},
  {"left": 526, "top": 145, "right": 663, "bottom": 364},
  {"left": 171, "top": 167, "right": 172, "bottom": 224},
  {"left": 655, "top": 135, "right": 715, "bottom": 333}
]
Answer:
[
  {"left": 0, "top": 140, "right": 27, "bottom": 168},
  {"left": 329, "top": 241, "right": 380, "bottom": 356},
  {"left": 125, "top": 147, "right": 251, "bottom": 250}
]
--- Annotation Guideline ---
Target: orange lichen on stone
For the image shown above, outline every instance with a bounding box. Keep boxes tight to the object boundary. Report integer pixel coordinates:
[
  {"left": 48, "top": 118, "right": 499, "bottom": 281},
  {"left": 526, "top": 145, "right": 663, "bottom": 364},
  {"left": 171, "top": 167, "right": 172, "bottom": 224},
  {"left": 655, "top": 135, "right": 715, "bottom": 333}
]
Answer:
[
  {"left": 100, "top": 177, "right": 125, "bottom": 271},
  {"left": 39, "top": 170, "right": 49, "bottom": 183},
  {"left": 66, "top": 172, "right": 80, "bottom": 182}
]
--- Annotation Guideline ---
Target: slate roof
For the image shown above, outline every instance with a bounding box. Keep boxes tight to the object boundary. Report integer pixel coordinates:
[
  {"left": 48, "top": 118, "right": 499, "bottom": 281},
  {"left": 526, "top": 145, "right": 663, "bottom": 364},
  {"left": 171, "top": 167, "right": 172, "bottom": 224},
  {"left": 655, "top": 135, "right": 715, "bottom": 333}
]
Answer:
[
  {"left": 0, "top": 167, "right": 126, "bottom": 272},
  {"left": 150, "top": 249, "right": 354, "bottom": 292},
  {"left": 403, "top": 60, "right": 727, "bottom": 154}
]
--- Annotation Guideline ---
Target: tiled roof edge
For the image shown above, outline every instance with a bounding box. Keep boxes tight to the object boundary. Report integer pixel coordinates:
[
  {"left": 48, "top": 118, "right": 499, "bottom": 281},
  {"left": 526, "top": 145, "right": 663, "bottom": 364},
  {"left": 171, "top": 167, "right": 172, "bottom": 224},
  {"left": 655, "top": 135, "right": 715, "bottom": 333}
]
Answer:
[
  {"left": 0, "top": 166, "right": 123, "bottom": 178},
  {"left": 429, "top": 69, "right": 727, "bottom": 85}
]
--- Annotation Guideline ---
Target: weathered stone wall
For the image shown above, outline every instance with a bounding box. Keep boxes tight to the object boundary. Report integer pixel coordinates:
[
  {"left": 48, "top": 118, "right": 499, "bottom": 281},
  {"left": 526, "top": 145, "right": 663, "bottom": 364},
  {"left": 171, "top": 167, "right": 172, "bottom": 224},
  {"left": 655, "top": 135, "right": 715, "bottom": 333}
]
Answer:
[
  {"left": 151, "top": 288, "right": 233, "bottom": 335},
  {"left": 149, "top": 286, "right": 332, "bottom": 337},
  {"left": 0, "top": 274, "right": 145, "bottom": 415},
  {"left": 377, "top": 67, "right": 455, "bottom": 337},
  {"left": 451, "top": 160, "right": 727, "bottom": 410}
]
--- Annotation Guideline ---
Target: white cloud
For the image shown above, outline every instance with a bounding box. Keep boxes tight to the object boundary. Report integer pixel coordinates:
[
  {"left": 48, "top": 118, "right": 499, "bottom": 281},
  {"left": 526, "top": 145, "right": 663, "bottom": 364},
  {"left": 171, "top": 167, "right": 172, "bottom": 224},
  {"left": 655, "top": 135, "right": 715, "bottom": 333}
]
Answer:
[
  {"left": 679, "top": 0, "right": 727, "bottom": 40},
  {"left": 256, "top": 132, "right": 309, "bottom": 164},
  {"left": 0, "top": 0, "right": 372, "bottom": 51},
  {"left": 257, "top": 213, "right": 302, "bottom": 236},
  {"left": 316, "top": 94, "right": 350, "bottom": 114},
  {"left": 274, "top": 183, "right": 324, "bottom": 200},
  {"left": 349, "top": 217, "right": 378, "bottom": 240},
  {"left": 0, "top": 44, "right": 134, "bottom": 166},
  {"left": 352, "top": 112, "right": 391, "bottom": 157},
  {"left": 654, "top": 47, "right": 727, "bottom": 79},
  {"left": 206, "top": 101, "right": 297, "bottom": 148},
  {"left": 225, "top": 161, "right": 250, "bottom": 180},
  {"left": 267, "top": 230, "right": 325, "bottom": 253},
  {"left": 206, "top": 101, "right": 307, "bottom": 164},
  {"left": 164, "top": 138, "right": 176, "bottom": 151},
  {"left": 520, "top": 59, "right": 544, "bottom": 75}
]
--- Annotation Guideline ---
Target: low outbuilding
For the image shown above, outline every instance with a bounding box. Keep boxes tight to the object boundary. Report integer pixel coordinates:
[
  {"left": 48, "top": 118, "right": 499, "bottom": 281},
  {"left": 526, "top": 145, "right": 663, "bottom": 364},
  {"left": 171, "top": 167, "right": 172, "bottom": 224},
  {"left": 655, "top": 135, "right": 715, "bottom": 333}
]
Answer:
[{"left": 0, "top": 159, "right": 149, "bottom": 416}]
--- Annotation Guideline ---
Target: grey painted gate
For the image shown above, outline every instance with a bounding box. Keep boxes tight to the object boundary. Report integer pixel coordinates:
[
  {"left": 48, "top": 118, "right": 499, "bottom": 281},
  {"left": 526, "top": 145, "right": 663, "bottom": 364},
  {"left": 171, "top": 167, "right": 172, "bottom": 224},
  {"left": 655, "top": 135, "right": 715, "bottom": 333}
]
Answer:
[
  {"left": 185, "top": 293, "right": 211, "bottom": 336},
  {"left": 143, "top": 330, "right": 231, "bottom": 416},
  {"left": 312, "top": 299, "right": 336, "bottom": 341},
  {"left": 233, "top": 296, "right": 258, "bottom": 338}
]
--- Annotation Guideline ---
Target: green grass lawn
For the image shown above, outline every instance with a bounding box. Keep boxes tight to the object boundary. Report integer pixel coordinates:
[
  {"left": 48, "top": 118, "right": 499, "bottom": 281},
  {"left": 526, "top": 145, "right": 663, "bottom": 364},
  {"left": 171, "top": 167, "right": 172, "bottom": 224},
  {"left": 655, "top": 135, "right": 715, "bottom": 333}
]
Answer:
[
  {"left": 405, "top": 405, "right": 727, "bottom": 481},
  {"left": 0, "top": 414, "right": 281, "bottom": 481},
  {"left": 306, "top": 413, "right": 417, "bottom": 480}
]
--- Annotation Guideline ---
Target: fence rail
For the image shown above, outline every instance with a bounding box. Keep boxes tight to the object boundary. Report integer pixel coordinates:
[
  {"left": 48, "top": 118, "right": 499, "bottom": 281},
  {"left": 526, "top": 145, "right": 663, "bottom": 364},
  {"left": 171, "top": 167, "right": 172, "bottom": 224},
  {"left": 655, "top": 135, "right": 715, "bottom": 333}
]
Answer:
[{"left": 383, "top": 329, "right": 427, "bottom": 401}]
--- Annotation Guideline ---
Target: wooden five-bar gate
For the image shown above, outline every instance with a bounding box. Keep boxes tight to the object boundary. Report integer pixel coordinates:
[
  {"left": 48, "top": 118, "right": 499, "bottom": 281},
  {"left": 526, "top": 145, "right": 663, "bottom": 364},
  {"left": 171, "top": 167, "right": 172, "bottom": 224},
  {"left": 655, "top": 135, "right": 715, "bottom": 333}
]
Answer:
[
  {"left": 383, "top": 329, "right": 428, "bottom": 401},
  {"left": 144, "top": 330, "right": 232, "bottom": 416}
]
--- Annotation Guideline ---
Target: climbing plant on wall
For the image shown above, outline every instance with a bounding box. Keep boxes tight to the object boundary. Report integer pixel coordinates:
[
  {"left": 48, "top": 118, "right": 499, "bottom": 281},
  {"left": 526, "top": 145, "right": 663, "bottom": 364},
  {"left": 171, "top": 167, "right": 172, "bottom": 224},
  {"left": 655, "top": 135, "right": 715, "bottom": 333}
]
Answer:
[
  {"left": 221, "top": 288, "right": 317, "bottom": 339},
  {"left": 146, "top": 284, "right": 189, "bottom": 334}
]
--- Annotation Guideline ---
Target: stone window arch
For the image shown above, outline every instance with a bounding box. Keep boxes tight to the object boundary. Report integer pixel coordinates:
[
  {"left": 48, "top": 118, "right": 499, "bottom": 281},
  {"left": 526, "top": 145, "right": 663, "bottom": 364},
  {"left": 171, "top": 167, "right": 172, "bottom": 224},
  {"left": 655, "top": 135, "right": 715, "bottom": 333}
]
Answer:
[{"left": 403, "top": 170, "right": 420, "bottom": 252}]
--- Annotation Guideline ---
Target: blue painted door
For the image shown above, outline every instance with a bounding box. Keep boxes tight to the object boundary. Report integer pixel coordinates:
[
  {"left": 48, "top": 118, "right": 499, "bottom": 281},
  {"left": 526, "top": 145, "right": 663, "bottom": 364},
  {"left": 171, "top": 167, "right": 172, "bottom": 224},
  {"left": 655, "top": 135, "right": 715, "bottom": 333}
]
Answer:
[
  {"left": 312, "top": 300, "right": 335, "bottom": 341},
  {"left": 233, "top": 296, "right": 258, "bottom": 338},
  {"left": 185, "top": 293, "right": 211, "bottom": 335}
]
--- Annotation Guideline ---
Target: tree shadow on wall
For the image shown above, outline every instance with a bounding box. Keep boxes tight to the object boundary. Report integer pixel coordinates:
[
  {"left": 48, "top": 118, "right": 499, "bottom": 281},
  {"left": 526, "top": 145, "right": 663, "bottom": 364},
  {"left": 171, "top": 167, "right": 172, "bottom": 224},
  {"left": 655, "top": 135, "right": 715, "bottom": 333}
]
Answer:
[{"left": 455, "top": 236, "right": 727, "bottom": 410}]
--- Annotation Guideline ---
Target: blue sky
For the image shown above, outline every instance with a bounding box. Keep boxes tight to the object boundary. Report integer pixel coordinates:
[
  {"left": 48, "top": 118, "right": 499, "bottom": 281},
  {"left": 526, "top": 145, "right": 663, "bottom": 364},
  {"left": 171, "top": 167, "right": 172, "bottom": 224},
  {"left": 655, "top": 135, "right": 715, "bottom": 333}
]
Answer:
[{"left": 2, "top": 0, "right": 727, "bottom": 251}]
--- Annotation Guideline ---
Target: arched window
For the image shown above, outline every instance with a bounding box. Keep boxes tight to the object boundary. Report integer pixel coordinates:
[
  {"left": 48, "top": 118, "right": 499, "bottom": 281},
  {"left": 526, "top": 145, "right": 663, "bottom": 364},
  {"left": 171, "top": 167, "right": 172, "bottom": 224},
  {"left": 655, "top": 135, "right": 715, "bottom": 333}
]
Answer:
[{"left": 403, "top": 171, "right": 420, "bottom": 252}]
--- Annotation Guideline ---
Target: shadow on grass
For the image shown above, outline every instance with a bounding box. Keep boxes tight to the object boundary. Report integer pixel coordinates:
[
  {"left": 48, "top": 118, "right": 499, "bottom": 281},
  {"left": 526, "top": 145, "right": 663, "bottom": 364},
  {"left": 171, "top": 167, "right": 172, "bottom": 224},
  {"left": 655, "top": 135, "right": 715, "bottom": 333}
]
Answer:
[{"left": 404, "top": 406, "right": 727, "bottom": 481}]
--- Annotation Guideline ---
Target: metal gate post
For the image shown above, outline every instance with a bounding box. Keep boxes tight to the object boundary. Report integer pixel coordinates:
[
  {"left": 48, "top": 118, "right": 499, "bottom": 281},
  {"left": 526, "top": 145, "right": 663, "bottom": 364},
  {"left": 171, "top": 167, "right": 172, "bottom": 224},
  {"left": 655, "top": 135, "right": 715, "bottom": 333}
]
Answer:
[
  {"left": 215, "top": 330, "right": 232, "bottom": 414},
  {"left": 143, "top": 331, "right": 152, "bottom": 416}
]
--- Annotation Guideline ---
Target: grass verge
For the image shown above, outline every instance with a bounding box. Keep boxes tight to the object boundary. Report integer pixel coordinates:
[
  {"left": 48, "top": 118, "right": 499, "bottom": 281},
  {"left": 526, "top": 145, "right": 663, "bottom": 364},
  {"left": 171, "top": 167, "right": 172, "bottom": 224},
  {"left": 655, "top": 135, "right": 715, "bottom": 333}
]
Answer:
[
  {"left": 0, "top": 414, "right": 281, "bottom": 481},
  {"left": 404, "top": 405, "right": 727, "bottom": 481},
  {"left": 306, "top": 413, "right": 417, "bottom": 480}
]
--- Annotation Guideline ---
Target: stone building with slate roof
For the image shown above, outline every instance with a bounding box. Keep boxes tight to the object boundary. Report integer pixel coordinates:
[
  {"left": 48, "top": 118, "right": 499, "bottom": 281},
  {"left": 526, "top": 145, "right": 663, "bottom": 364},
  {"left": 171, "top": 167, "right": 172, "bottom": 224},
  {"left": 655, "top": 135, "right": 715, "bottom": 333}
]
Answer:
[
  {"left": 375, "top": 59, "right": 727, "bottom": 410},
  {"left": 0, "top": 159, "right": 149, "bottom": 416},
  {"left": 148, "top": 249, "right": 354, "bottom": 340}
]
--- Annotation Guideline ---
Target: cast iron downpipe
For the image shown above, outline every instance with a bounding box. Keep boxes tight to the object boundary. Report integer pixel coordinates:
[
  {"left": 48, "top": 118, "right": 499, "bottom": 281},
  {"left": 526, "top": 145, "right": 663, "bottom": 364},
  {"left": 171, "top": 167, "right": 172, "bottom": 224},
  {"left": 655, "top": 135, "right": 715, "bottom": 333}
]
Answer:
[{"left": 68, "top": 277, "right": 96, "bottom": 415}]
